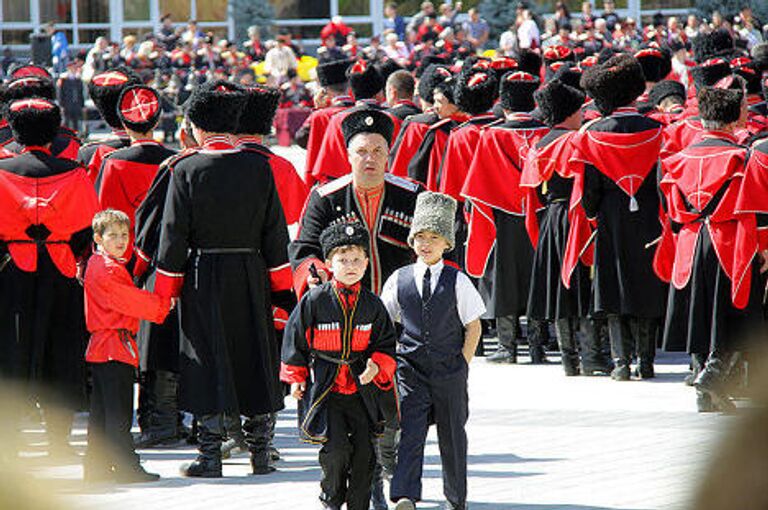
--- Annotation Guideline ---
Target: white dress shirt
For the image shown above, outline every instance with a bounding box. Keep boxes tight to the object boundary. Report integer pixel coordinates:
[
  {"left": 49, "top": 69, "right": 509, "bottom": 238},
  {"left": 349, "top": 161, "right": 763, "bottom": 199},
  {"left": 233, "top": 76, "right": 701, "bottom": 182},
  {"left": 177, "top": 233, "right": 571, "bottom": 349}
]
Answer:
[{"left": 381, "top": 259, "right": 486, "bottom": 327}]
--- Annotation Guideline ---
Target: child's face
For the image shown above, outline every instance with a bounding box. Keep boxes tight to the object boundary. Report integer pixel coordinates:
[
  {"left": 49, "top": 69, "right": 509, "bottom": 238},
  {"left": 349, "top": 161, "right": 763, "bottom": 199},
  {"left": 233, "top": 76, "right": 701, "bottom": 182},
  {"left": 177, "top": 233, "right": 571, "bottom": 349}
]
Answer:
[
  {"left": 413, "top": 231, "right": 449, "bottom": 265},
  {"left": 327, "top": 246, "right": 368, "bottom": 286},
  {"left": 95, "top": 223, "right": 130, "bottom": 259}
]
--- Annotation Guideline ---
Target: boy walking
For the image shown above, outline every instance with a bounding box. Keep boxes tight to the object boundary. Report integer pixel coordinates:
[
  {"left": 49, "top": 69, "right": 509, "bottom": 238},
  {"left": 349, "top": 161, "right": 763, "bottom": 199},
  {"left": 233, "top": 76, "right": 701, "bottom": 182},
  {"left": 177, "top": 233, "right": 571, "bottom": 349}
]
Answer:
[
  {"left": 281, "top": 222, "right": 398, "bottom": 510},
  {"left": 381, "top": 192, "right": 486, "bottom": 510},
  {"left": 83, "top": 209, "right": 172, "bottom": 483}
]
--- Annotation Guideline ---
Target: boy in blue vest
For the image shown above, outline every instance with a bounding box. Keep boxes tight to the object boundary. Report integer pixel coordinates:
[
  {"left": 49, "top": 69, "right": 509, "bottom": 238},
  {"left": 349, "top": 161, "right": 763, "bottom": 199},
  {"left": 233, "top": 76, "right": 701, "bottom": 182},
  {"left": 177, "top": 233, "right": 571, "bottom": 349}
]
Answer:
[{"left": 381, "top": 191, "right": 486, "bottom": 510}]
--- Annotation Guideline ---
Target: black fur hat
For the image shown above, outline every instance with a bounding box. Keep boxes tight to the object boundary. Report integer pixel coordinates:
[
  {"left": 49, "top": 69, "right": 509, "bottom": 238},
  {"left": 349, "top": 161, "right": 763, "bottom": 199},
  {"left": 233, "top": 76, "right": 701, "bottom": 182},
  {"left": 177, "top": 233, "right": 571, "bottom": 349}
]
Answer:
[
  {"left": 235, "top": 85, "right": 281, "bottom": 135},
  {"left": 415, "top": 55, "right": 448, "bottom": 78},
  {"left": 552, "top": 65, "right": 584, "bottom": 91},
  {"left": 751, "top": 43, "right": 768, "bottom": 72},
  {"left": 3, "top": 76, "right": 55, "bottom": 103},
  {"left": 347, "top": 59, "right": 385, "bottom": 100},
  {"left": 7, "top": 98, "right": 61, "bottom": 147},
  {"left": 698, "top": 80, "right": 744, "bottom": 125},
  {"left": 320, "top": 221, "right": 369, "bottom": 259},
  {"left": 597, "top": 47, "right": 624, "bottom": 65},
  {"left": 88, "top": 66, "right": 143, "bottom": 129},
  {"left": 377, "top": 59, "right": 404, "bottom": 82},
  {"left": 499, "top": 71, "right": 539, "bottom": 113},
  {"left": 534, "top": 79, "right": 585, "bottom": 127},
  {"left": 316, "top": 59, "right": 352, "bottom": 87},
  {"left": 634, "top": 47, "right": 670, "bottom": 83},
  {"left": 648, "top": 80, "right": 686, "bottom": 107},
  {"left": 117, "top": 85, "right": 161, "bottom": 134},
  {"left": 731, "top": 57, "right": 762, "bottom": 95},
  {"left": 517, "top": 49, "right": 543, "bottom": 77},
  {"left": 454, "top": 70, "right": 498, "bottom": 115},
  {"left": 341, "top": 107, "right": 395, "bottom": 147},
  {"left": 580, "top": 54, "right": 645, "bottom": 115},
  {"left": 489, "top": 57, "right": 519, "bottom": 80},
  {"left": 691, "top": 58, "right": 732, "bottom": 91},
  {"left": 433, "top": 74, "right": 456, "bottom": 104},
  {"left": 693, "top": 29, "right": 734, "bottom": 63},
  {"left": 417, "top": 64, "right": 453, "bottom": 104},
  {"left": 186, "top": 79, "right": 247, "bottom": 134}
]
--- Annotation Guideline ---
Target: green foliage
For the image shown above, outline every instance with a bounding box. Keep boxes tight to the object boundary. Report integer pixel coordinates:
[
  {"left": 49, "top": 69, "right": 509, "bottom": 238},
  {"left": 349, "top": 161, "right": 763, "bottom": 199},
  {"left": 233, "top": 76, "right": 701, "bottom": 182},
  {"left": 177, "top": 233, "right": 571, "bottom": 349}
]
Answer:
[
  {"left": 478, "top": 0, "right": 522, "bottom": 40},
  {"left": 231, "top": 0, "right": 275, "bottom": 45}
]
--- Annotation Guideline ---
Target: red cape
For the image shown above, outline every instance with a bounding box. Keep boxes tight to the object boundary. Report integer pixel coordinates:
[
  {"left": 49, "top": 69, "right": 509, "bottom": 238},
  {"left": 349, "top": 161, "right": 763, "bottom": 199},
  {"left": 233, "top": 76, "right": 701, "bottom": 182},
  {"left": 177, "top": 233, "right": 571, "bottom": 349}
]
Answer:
[
  {"left": 438, "top": 114, "right": 497, "bottom": 201},
  {"left": 304, "top": 104, "right": 351, "bottom": 185},
  {"left": 737, "top": 143, "right": 768, "bottom": 250},
  {"left": 389, "top": 120, "right": 432, "bottom": 178}
]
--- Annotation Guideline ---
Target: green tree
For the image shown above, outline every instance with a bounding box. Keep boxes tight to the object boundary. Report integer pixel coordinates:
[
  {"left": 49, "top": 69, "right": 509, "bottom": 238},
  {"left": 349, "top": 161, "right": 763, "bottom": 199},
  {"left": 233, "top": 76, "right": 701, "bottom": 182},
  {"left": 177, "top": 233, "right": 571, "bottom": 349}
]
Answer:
[
  {"left": 478, "top": 0, "right": 521, "bottom": 40},
  {"left": 231, "top": 0, "right": 275, "bottom": 46}
]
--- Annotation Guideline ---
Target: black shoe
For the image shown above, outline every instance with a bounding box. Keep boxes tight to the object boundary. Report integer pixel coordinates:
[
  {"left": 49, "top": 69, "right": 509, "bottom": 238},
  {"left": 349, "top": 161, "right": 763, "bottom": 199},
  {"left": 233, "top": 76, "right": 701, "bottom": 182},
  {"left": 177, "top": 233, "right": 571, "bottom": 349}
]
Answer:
[
  {"left": 581, "top": 361, "right": 613, "bottom": 376},
  {"left": 611, "top": 364, "right": 631, "bottom": 381},
  {"left": 634, "top": 363, "right": 655, "bottom": 379},
  {"left": 529, "top": 347, "right": 548, "bottom": 365},
  {"left": 135, "top": 431, "right": 183, "bottom": 449},
  {"left": 113, "top": 464, "right": 160, "bottom": 484},
  {"left": 180, "top": 456, "right": 222, "bottom": 478},
  {"left": 249, "top": 450, "right": 276, "bottom": 475},
  {"left": 487, "top": 346, "right": 517, "bottom": 364}
]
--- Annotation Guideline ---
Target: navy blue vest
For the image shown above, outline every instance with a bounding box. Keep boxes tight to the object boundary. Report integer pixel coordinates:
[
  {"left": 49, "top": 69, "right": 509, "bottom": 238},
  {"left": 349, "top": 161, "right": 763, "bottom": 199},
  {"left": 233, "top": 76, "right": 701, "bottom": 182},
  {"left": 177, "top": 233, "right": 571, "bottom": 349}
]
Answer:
[{"left": 397, "top": 264, "right": 465, "bottom": 376}]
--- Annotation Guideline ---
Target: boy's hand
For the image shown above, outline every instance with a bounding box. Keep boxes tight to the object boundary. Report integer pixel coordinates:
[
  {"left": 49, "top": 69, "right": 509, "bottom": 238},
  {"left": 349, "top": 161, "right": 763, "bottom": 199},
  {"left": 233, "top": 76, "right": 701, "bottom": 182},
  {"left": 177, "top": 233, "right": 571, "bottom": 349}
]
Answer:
[
  {"left": 291, "top": 381, "right": 306, "bottom": 400},
  {"left": 307, "top": 268, "right": 329, "bottom": 288},
  {"left": 359, "top": 359, "right": 380, "bottom": 385}
]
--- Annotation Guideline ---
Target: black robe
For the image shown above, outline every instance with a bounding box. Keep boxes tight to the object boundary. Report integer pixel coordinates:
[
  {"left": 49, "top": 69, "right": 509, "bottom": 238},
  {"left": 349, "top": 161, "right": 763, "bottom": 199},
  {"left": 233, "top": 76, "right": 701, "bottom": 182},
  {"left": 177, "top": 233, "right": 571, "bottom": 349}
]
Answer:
[
  {"left": 289, "top": 173, "right": 422, "bottom": 296},
  {"left": 281, "top": 282, "right": 397, "bottom": 442},
  {"left": 154, "top": 146, "right": 292, "bottom": 416}
]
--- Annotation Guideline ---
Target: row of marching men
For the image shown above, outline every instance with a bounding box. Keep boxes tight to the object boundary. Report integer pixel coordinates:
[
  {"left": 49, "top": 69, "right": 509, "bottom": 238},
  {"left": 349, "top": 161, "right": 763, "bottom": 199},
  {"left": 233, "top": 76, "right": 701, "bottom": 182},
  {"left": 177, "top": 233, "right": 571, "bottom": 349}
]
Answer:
[
  {"left": 0, "top": 62, "right": 310, "bottom": 479},
  {"left": 301, "top": 32, "right": 768, "bottom": 413}
]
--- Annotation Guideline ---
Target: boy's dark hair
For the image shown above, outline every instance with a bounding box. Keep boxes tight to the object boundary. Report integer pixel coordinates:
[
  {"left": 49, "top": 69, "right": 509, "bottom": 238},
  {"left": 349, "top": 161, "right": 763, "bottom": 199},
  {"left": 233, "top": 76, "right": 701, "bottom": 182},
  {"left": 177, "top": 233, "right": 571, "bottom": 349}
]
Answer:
[{"left": 92, "top": 209, "right": 131, "bottom": 236}]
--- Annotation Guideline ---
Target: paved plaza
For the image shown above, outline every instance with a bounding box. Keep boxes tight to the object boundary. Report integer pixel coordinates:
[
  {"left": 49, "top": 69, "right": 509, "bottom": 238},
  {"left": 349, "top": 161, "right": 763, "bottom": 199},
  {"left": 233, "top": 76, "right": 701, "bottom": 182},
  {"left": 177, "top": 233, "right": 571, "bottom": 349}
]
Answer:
[{"left": 17, "top": 349, "right": 732, "bottom": 510}]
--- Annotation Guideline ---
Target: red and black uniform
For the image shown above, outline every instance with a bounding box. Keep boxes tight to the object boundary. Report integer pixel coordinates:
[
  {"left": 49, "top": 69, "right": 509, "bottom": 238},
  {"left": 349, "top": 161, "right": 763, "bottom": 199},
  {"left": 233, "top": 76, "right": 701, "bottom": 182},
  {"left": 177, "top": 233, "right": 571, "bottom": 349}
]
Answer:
[
  {"left": 289, "top": 173, "right": 422, "bottom": 298},
  {"left": 280, "top": 279, "right": 396, "bottom": 509},
  {"left": 1, "top": 124, "right": 82, "bottom": 162},
  {"left": 299, "top": 95, "right": 354, "bottom": 183},
  {"left": 96, "top": 139, "right": 177, "bottom": 262},
  {"left": 0, "top": 147, "right": 99, "bottom": 427},
  {"left": 78, "top": 130, "right": 132, "bottom": 184},
  {"left": 656, "top": 132, "right": 763, "bottom": 356},
  {"left": 153, "top": 137, "right": 293, "bottom": 419},
  {"left": 388, "top": 111, "right": 439, "bottom": 179},
  {"left": 386, "top": 99, "right": 422, "bottom": 121},
  {"left": 83, "top": 248, "right": 170, "bottom": 474},
  {"left": 437, "top": 113, "right": 498, "bottom": 201},
  {"left": 310, "top": 101, "right": 402, "bottom": 185},
  {"left": 407, "top": 113, "right": 471, "bottom": 191}
]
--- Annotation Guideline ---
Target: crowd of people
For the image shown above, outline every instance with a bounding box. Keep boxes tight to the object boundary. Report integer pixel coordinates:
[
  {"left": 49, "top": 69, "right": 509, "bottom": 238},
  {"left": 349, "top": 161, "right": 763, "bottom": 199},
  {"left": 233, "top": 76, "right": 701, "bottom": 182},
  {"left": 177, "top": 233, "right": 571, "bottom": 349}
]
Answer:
[{"left": 0, "top": 2, "right": 768, "bottom": 510}]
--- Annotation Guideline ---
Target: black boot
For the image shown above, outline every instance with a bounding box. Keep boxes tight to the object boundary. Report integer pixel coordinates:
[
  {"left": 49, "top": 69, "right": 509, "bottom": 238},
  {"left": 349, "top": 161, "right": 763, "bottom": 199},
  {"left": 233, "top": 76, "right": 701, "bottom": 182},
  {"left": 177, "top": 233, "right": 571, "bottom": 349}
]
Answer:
[
  {"left": 267, "top": 412, "right": 280, "bottom": 461},
  {"left": 607, "top": 316, "right": 633, "bottom": 381},
  {"left": 221, "top": 412, "right": 247, "bottom": 459},
  {"left": 555, "top": 318, "right": 580, "bottom": 376},
  {"left": 135, "top": 370, "right": 182, "bottom": 448},
  {"left": 487, "top": 315, "right": 518, "bottom": 364},
  {"left": 694, "top": 352, "right": 736, "bottom": 413},
  {"left": 578, "top": 318, "right": 612, "bottom": 376},
  {"left": 633, "top": 318, "right": 657, "bottom": 379},
  {"left": 244, "top": 414, "right": 275, "bottom": 475},
  {"left": 113, "top": 457, "right": 160, "bottom": 484},
  {"left": 527, "top": 319, "right": 549, "bottom": 364},
  {"left": 684, "top": 354, "right": 706, "bottom": 386},
  {"left": 180, "top": 414, "right": 223, "bottom": 477}
]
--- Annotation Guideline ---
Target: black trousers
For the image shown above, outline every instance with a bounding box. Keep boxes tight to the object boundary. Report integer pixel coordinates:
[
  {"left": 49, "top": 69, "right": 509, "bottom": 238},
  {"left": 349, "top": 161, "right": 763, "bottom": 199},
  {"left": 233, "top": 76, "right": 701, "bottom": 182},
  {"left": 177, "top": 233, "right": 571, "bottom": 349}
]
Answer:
[
  {"left": 319, "top": 393, "right": 376, "bottom": 510},
  {"left": 86, "top": 362, "right": 137, "bottom": 470}
]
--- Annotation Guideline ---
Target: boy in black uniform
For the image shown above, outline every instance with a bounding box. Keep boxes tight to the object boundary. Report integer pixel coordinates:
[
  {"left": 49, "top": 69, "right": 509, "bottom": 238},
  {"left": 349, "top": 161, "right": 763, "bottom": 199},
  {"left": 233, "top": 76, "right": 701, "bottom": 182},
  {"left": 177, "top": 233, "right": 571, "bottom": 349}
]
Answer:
[
  {"left": 381, "top": 192, "right": 486, "bottom": 510},
  {"left": 281, "top": 221, "right": 398, "bottom": 510}
]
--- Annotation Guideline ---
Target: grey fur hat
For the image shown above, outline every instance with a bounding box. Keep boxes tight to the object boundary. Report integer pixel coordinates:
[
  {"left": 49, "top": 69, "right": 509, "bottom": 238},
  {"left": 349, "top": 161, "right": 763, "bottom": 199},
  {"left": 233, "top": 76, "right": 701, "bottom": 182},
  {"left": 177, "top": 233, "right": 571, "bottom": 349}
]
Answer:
[{"left": 408, "top": 191, "right": 457, "bottom": 250}]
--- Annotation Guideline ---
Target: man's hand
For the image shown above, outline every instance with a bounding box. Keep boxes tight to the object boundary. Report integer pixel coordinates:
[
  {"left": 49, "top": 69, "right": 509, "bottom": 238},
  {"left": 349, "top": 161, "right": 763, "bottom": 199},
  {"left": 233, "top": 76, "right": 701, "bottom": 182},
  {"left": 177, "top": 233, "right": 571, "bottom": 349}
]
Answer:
[
  {"left": 308, "top": 268, "right": 329, "bottom": 288},
  {"left": 291, "top": 381, "right": 306, "bottom": 400},
  {"left": 359, "top": 359, "right": 380, "bottom": 385},
  {"left": 759, "top": 249, "right": 768, "bottom": 274}
]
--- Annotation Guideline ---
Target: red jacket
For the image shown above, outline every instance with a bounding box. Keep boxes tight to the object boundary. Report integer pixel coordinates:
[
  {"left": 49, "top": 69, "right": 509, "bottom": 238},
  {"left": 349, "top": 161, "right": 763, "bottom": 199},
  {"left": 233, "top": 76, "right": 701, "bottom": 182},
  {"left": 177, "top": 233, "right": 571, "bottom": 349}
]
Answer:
[{"left": 84, "top": 249, "right": 171, "bottom": 366}]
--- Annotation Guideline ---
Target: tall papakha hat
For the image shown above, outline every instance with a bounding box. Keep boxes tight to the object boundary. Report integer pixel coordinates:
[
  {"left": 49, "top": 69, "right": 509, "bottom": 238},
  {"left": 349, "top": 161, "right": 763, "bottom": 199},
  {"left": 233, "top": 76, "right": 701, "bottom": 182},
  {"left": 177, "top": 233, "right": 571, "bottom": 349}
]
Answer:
[
  {"left": 117, "top": 85, "right": 161, "bottom": 134},
  {"left": 517, "top": 49, "right": 542, "bottom": 77},
  {"left": 499, "top": 71, "right": 539, "bottom": 113},
  {"left": 7, "top": 98, "right": 61, "bottom": 147},
  {"left": 751, "top": 43, "right": 768, "bottom": 72},
  {"left": 433, "top": 74, "right": 456, "bottom": 103},
  {"left": 407, "top": 191, "right": 457, "bottom": 250},
  {"left": 691, "top": 57, "right": 732, "bottom": 91},
  {"left": 319, "top": 221, "right": 369, "bottom": 259},
  {"left": 634, "top": 47, "right": 669, "bottom": 83},
  {"left": 341, "top": 107, "right": 395, "bottom": 147},
  {"left": 693, "top": 28, "right": 734, "bottom": 63},
  {"left": 186, "top": 79, "right": 247, "bottom": 134},
  {"left": 580, "top": 54, "right": 645, "bottom": 116},
  {"left": 552, "top": 64, "right": 584, "bottom": 91},
  {"left": 534, "top": 79, "right": 585, "bottom": 127},
  {"left": 347, "top": 59, "right": 385, "bottom": 100},
  {"left": 597, "top": 47, "right": 623, "bottom": 65},
  {"left": 489, "top": 57, "right": 518, "bottom": 80},
  {"left": 578, "top": 55, "right": 599, "bottom": 69},
  {"left": 731, "top": 57, "right": 762, "bottom": 95},
  {"left": 455, "top": 70, "right": 498, "bottom": 115},
  {"left": 698, "top": 75, "right": 745, "bottom": 124},
  {"left": 3, "top": 76, "right": 56, "bottom": 110},
  {"left": 417, "top": 64, "right": 453, "bottom": 104},
  {"left": 415, "top": 55, "right": 448, "bottom": 78},
  {"left": 7, "top": 63, "right": 51, "bottom": 80},
  {"left": 648, "top": 80, "right": 686, "bottom": 107},
  {"left": 236, "top": 85, "right": 281, "bottom": 135},
  {"left": 88, "top": 66, "right": 142, "bottom": 129},
  {"left": 316, "top": 58, "right": 352, "bottom": 87}
]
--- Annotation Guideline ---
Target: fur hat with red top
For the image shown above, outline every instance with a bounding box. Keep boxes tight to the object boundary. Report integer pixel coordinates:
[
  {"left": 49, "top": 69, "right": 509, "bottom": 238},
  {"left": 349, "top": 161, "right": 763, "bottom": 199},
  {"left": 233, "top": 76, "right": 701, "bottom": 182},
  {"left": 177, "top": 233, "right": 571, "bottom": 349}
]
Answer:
[
  {"left": 185, "top": 79, "right": 247, "bottom": 134},
  {"left": 7, "top": 63, "right": 51, "bottom": 80},
  {"left": 691, "top": 57, "right": 732, "bottom": 91},
  {"left": 454, "top": 69, "right": 498, "bottom": 115},
  {"left": 347, "top": 59, "right": 385, "bottom": 100},
  {"left": 730, "top": 57, "right": 762, "bottom": 95},
  {"left": 580, "top": 54, "right": 646, "bottom": 116},
  {"left": 7, "top": 98, "right": 61, "bottom": 147},
  {"left": 88, "top": 66, "right": 142, "bottom": 129},
  {"left": 634, "top": 46, "right": 671, "bottom": 83},
  {"left": 499, "top": 71, "right": 540, "bottom": 113},
  {"left": 117, "top": 85, "right": 161, "bottom": 134},
  {"left": 543, "top": 45, "right": 575, "bottom": 65},
  {"left": 235, "top": 85, "right": 281, "bottom": 136}
]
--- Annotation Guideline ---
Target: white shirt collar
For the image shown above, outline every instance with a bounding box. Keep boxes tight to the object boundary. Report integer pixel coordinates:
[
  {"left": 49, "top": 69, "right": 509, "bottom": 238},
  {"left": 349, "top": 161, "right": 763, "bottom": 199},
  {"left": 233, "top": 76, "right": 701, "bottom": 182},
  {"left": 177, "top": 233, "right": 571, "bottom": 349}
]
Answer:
[{"left": 414, "top": 258, "right": 444, "bottom": 279}]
